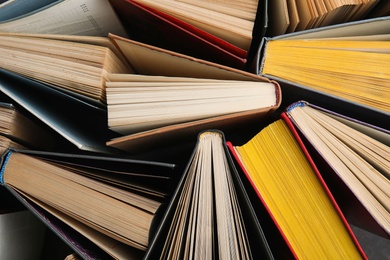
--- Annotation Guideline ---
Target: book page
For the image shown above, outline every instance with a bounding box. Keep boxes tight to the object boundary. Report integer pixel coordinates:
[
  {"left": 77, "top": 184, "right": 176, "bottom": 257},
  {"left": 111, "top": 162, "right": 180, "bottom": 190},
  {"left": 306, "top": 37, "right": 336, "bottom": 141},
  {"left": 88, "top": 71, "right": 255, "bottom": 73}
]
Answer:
[
  {"left": 0, "top": 0, "right": 128, "bottom": 37},
  {"left": 294, "top": 0, "right": 314, "bottom": 30},
  {"left": 286, "top": 0, "right": 299, "bottom": 33},
  {"left": 176, "top": 0, "right": 257, "bottom": 20}
]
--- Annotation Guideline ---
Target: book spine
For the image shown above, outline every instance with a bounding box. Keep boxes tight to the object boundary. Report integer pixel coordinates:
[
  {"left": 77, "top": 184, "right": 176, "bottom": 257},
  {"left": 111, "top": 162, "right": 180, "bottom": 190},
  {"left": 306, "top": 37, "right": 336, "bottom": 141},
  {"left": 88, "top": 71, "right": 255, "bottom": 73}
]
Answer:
[
  {"left": 0, "top": 150, "right": 12, "bottom": 185},
  {"left": 258, "top": 37, "right": 270, "bottom": 75}
]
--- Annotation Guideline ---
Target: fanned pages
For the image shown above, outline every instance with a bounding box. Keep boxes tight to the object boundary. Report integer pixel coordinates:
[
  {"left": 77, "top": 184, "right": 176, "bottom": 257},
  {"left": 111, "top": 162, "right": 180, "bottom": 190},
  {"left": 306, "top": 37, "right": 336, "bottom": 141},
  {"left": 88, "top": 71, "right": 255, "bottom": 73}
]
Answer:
[
  {"left": 0, "top": 33, "right": 132, "bottom": 105},
  {"left": 130, "top": 0, "right": 258, "bottom": 51},
  {"left": 0, "top": 149, "right": 176, "bottom": 253},
  {"left": 107, "top": 0, "right": 250, "bottom": 70},
  {"left": 259, "top": 17, "right": 390, "bottom": 115},
  {"left": 261, "top": 38, "right": 390, "bottom": 113},
  {"left": 144, "top": 130, "right": 274, "bottom": 259},
  {"left": 105, "top": 74, "right": 278, "bottom": 135}
]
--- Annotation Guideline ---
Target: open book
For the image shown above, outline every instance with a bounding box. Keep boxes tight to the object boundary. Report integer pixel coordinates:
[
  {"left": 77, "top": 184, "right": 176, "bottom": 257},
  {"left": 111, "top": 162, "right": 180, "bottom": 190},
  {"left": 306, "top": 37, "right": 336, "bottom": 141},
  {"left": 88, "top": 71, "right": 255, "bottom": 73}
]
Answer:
[
  {"left": 108, "top": 0, "right": 261, "bottom": 70},
  {"left": 0, "top": 149, "right": 176, "bottom": 258},
  {"left": 144, "top": 130, "right": 274, "bottom": 259},
  {"left": 258, "top": 16, "right": 390, "bottom": 119},
  {"left": 227, "top": 114, "right": 367, "bottom": 259},
  {"left": 286, "top": 101, "right": 390, "bottom": 238}
]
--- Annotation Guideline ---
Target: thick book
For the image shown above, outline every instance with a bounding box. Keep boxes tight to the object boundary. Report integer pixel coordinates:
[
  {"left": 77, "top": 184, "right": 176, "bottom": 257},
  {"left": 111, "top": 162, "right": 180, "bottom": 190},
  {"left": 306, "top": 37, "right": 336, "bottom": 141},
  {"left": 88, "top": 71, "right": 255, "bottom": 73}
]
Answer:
[
  {"left": 108, "top": 0, "right": 268, "bottom": 72},
  {"left": 256, "top": 15, "right": 390, "bottom": 130},
  {"left": 0, "top": 0, "right": 128, "bottom": 37},
  {"left": 227, "top": 114, "right": 367, "bottom": 259},
  {"left": 0, "top": 32, "right": 132, "bottom": 106},
  {"left": 0, "top": 32, "right": 280, "bottom": 153},
  {"left": 106, "top": 34, "right": 281, "bottom": 153},
  {"left": 0, "top": 149, "right": 177, "bottom": 258},
  {"left": 285, "top": 101, "right": 390, "bottom": 239},
  {"left": 144, "top": 130, "right": 274, "bottom": 260}
]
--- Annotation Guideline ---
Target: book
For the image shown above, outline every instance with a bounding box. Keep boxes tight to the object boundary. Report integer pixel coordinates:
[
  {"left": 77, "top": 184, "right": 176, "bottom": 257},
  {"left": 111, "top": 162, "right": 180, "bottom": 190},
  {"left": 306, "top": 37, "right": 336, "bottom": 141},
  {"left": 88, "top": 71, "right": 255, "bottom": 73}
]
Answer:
[
  {"left": 257, "top": 16, "right": 390, "bottom": 127},
  {"left": 108, "top": 0, "right": 248, "bottom": 70},
  {"left": 267, "top": 0, "right": 384, "bottom": 36},
  {"left": 0, "top": 0, "right": 128, "bottom": 37},
  {"left": 227, "top": 114, "right": 367, "bottom": 259},
  {"left": 109, "top": 0, "right": 268, "bottom": 71},
  {"left": 0, "top": 32, "right": 281, "bottom": 153},
  {"left": 0, "top": 32, "right": 132, "bottom": 106},
  {"left": 285, "top": 101, "right": 390, "bottom": 238},
  {"left": 105, "top": 74, "right": 279, "bottom": 136},
  {"left": 105, "top": 34, "right": 281, "bottom": 152},
  {"left": 144, "top": 130, "right": 274, "bottom": 260},
  {"left": 0, "top": 149, "right": 177, "bottom": 257},
  {"left": 262, "top": 37, "right": 390, "bottom": 112}
]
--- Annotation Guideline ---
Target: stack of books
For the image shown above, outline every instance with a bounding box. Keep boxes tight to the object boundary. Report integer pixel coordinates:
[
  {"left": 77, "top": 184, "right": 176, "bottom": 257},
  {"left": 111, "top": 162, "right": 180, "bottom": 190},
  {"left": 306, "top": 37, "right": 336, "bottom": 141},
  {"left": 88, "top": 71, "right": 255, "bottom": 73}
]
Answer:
[{"left": 0, "top": 0, "right": 388, "bottom": 259}]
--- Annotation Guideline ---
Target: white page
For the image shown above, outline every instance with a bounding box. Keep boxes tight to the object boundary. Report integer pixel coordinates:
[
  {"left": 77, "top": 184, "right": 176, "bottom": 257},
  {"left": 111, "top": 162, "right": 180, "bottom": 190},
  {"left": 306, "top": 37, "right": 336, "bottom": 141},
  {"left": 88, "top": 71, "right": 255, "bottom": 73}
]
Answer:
[{"left": 0, "top": 0, "right": 128, "bottom": 37}]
